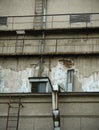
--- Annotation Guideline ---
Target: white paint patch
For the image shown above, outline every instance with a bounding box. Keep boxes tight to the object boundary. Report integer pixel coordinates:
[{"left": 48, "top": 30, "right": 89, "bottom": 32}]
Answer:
[
  {"left": 0, "top": 67, "right": 33, "bottom": 93},
  {"left": 0, "top": 62, "right": 99, "bottom": 93},
  {"left": 50, "top": 62, "right": 67, "bottom": 91},
  {"left": 76, "top": 70, "right": 99, "bottom": 92},
  {"left": 82, "top": 72, "right": 99, "bottom": 92},
  {"left": 50, "top": 62, "right": 99, "bottom": 92}
]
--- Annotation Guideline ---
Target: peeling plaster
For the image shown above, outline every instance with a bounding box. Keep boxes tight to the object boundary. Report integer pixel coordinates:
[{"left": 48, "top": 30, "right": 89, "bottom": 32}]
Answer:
[
  {"left": 75, "top": 69, "right": 99, "bottom": 92},
  {"left": 0, "top": 67, "right": 32, "bottom": 93},
  {"left": 0, "top": 58, "right": 99, "bottom": 93},
  {"left": 49, "top": 61, "right": 99, "bottom": 92},
  {"left": 50, "top": 61, "right": 72, "bottom": 92},
  {"left": 76, "top": 71, "right": 99, "bottom": 92}
]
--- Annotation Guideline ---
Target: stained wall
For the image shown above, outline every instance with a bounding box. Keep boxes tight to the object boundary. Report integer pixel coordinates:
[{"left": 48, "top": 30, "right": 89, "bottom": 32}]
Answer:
[{"left": 0, "top": 55, "right": 99, "bottom": 93}]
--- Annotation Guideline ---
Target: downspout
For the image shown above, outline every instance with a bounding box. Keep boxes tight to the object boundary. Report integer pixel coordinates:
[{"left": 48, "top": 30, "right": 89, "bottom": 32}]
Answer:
[
  {"left": 43, "top": 0, "right": 47, "bottom": 29},
  {"left": 52, "top": 84, "right": 61, "bottom": 130}
]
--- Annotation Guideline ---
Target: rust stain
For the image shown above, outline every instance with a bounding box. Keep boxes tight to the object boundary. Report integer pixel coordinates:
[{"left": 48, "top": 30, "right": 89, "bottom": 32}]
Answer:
[{"left": 62, "top": 59, "right": 74, "bottom": 68}]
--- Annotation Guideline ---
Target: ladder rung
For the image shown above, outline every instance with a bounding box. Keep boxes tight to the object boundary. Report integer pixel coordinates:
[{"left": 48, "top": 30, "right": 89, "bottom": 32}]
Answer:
[
  {"left": 9, "top": 101, "right": 20, "bottom": 103},
  {"left": 9, "top": 113, "right": 18, "bottom": 115},
  {"left": 7, "top": 128, "right": 17, "bottom": 129},
  {"left": 36, "top": 11, "right": 43, "bottom": 13},
  {"left": 10, "top": 107, "right": 19, "bottom": 108},
  {"left": 8, "top": 119, "right": 17, "bottom": 121},
  {"left": 9, "top": 115, "right": 18, "bottom": 117},
  {"left": 36, "top": 3, "right": 43, "bottom": 5},
  {"left": 9, "top": 115, "right": 18, "bottom": 118},
  {"left": 36, "top": 2, "right": 43, "bottom": 4},
  {"left": 36, "top": 9, "right": 43, "bottom": 11},
  {"left": 6, "top": 98, "right": 21, "bottom": 130},
  {"left": 36, "top": 9, "right": 43, "bottom": 10},
  {"left": 8, "top": 126, "right": 17, "bottom": 129},
  {"left": 8, "top": 118, "right": 18, "bottom": 120},
  {"left": 7, "top": 126, "right": 17, "bottom": 128},
  {"left": 36, "top": 1, "right": 43, "bottom": 2},
  {"left": 36, "top": 5, "right": 43, "bottom": 7}
]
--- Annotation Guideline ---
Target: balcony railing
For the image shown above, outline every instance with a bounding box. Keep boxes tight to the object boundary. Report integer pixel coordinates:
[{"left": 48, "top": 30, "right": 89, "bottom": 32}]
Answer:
[
  {"left": 0, "top": 37, "right": 99, "bottom": 55},
  {"left": 0, "top": 13, "right": 99, "bottom": 30}
]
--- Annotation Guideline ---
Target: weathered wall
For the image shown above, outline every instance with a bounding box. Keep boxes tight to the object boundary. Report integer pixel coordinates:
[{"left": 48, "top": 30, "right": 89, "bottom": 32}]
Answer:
[
  {"left": 0, "top": 1, "right": 99, "bottom": 92},
  {"left": 0, "top": 0, "right": 99, "bottom": 30},
  {"left": 0, "top": 0, "right": 35, "bottom": 16},
  {"left": 47, "top": 0, "right": 99, "bottom": 14},
  {"left": 0, "top": 0, "right": 98, "bottom": 16},
  {"left": 0, "top": 56, "right": 99, "bottom": 92},
  {"left": 0, "top": 34, "right": 99, "bottom": 54},
  {"left": 0, "top": 94, "right": 99, "bottom": 130}
]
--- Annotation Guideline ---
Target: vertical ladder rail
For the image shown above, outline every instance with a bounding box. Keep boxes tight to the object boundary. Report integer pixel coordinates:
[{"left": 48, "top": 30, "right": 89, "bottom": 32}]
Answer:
[
  {"left": 34, "top": 0, "right": 47, "bottom": 29},
  {"left": 16, "top": 101, "right": 21, "bottom": 130},
  {"left": 34, "top": 0, "right": 43, "bottom": 29},
  {"left": 6, "top": 97, "right": 23, "bottom": 130},
  {"left": 15, "top": 35, "right": 24, "bottom": 53},
  {"left": 6, "top": 103, "right": 10, "bottom": 130}
]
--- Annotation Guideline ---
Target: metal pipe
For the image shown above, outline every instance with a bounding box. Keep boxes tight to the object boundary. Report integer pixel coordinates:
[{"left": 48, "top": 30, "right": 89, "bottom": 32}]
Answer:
[
  {"left": 43, "top": 0, "right": 47, "bottom": 29},
  {"left": 1, "top": 12, "right": 99, "bottom": 18},
  {"left": 52, "top": 85, "right": 61, "bottom": 130}
]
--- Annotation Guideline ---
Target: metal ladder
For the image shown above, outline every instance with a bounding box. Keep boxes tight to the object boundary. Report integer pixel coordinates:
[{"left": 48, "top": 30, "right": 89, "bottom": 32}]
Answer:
[
  {"left": 15, "top": 35, "right": 24, "bottom": 53},
  {"left": 34, "top": 0, "right": 43, "bottom": 29},
  {"left": 6, "top": 97, "right": 23, "bottom": 130}
]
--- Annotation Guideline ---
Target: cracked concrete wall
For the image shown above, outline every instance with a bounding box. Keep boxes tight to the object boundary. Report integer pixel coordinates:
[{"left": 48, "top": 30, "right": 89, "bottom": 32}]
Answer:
[{"left": 0, "top": 56, "right": 99, "bottom": 93}]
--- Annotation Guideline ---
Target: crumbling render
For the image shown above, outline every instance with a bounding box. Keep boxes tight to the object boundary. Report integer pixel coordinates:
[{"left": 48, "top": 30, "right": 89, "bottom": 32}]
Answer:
[{"left": 0, "top": 58, "right": 99, "bottom": 92}]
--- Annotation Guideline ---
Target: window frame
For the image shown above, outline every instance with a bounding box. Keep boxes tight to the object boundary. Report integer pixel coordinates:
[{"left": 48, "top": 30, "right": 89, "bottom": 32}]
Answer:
[
  {"left": 29, "top": 77, "right": 52, "bottom": 93},
  {"left": 67, "top": 69, "right": 74, "bottom": 92},
  {"left": 0, "top": 17, "right": 7, "bottom": 26},
  {"left": 70, "top": 14, "right": 90, "bottom": 23}
]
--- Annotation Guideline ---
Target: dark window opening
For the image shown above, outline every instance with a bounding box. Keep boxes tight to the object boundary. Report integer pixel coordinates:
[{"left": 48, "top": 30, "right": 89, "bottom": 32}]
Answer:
[
  {"left": 67, "top": 69, "right": 74, "bottom": 92},
  {"left": 70, "top": 14, "right": 90, "bottom": 23},
  {"left": 29, "top": 77, "right": 52, "bottom": 93},
  {"left": 0, "top": 17, "right": 7, "bottom": 25},
  {"left": 31, "top": 82, "right": 46, "bottom": 93}
]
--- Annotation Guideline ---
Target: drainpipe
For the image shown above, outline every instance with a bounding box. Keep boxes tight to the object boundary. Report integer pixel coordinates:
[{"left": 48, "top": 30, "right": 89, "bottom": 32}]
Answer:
[
  {"left": 43, "top": 0, "right": 47, "bottom": 29},
  {"left": 42, "top": 0, "right": 47, "bottom": 53},
  {"left": 52, "top": 85, "right": 61, "bottom": 130}
]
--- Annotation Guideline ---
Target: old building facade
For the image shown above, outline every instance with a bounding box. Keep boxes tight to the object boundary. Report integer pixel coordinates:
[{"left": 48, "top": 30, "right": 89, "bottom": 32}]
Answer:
[{"left": 0, "top": 0, "right": 99, "bottom": 130}]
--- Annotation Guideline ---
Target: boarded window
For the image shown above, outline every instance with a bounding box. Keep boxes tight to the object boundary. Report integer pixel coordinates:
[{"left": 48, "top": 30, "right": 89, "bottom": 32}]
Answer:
[
  {"left": 0, "top": 17, "right": 7, "bottom": 25},
  {"left": 67, "top": 69, "right": 74, "bottom": 92},
  {"left": 70, "top": 14, "right": 90, "bottom": 23}
]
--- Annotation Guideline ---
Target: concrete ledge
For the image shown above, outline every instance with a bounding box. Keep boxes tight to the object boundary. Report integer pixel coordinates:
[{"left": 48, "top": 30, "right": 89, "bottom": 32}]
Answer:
[{"left": 0, "top": 92, "right": 99, "bottom": 97}]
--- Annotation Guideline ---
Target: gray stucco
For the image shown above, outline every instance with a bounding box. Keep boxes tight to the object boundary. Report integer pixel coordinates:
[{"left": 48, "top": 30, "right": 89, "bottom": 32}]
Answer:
[{"left": 0, "top": 93, "right": 99, "bottom": 130}]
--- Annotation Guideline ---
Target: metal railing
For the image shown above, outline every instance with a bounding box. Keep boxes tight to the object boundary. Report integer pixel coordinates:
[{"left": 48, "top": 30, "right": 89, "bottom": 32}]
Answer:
[
  {"left": 0, "top": 13, "right": 99, "bottom": 30},
  {"left": 0, "top": 36, "right": 99, "bottom": 55}
]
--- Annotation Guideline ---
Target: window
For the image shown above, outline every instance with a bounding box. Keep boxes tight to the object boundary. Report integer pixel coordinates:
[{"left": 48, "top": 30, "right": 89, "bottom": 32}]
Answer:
[
  {"left": 70, "top": 14, "right": 90, "bottom": 23},
  {"left": 29, "top": 77, "right": 52, "bottom": 93},
  {"left": 67, "top": 69, "right": 74, "bottom": 92},
  {"left": 0, "top": 17, "right": 7, "bottom": 25},
  {"left": 31, "top": 82, "right": 46, "bottom": 93}
]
